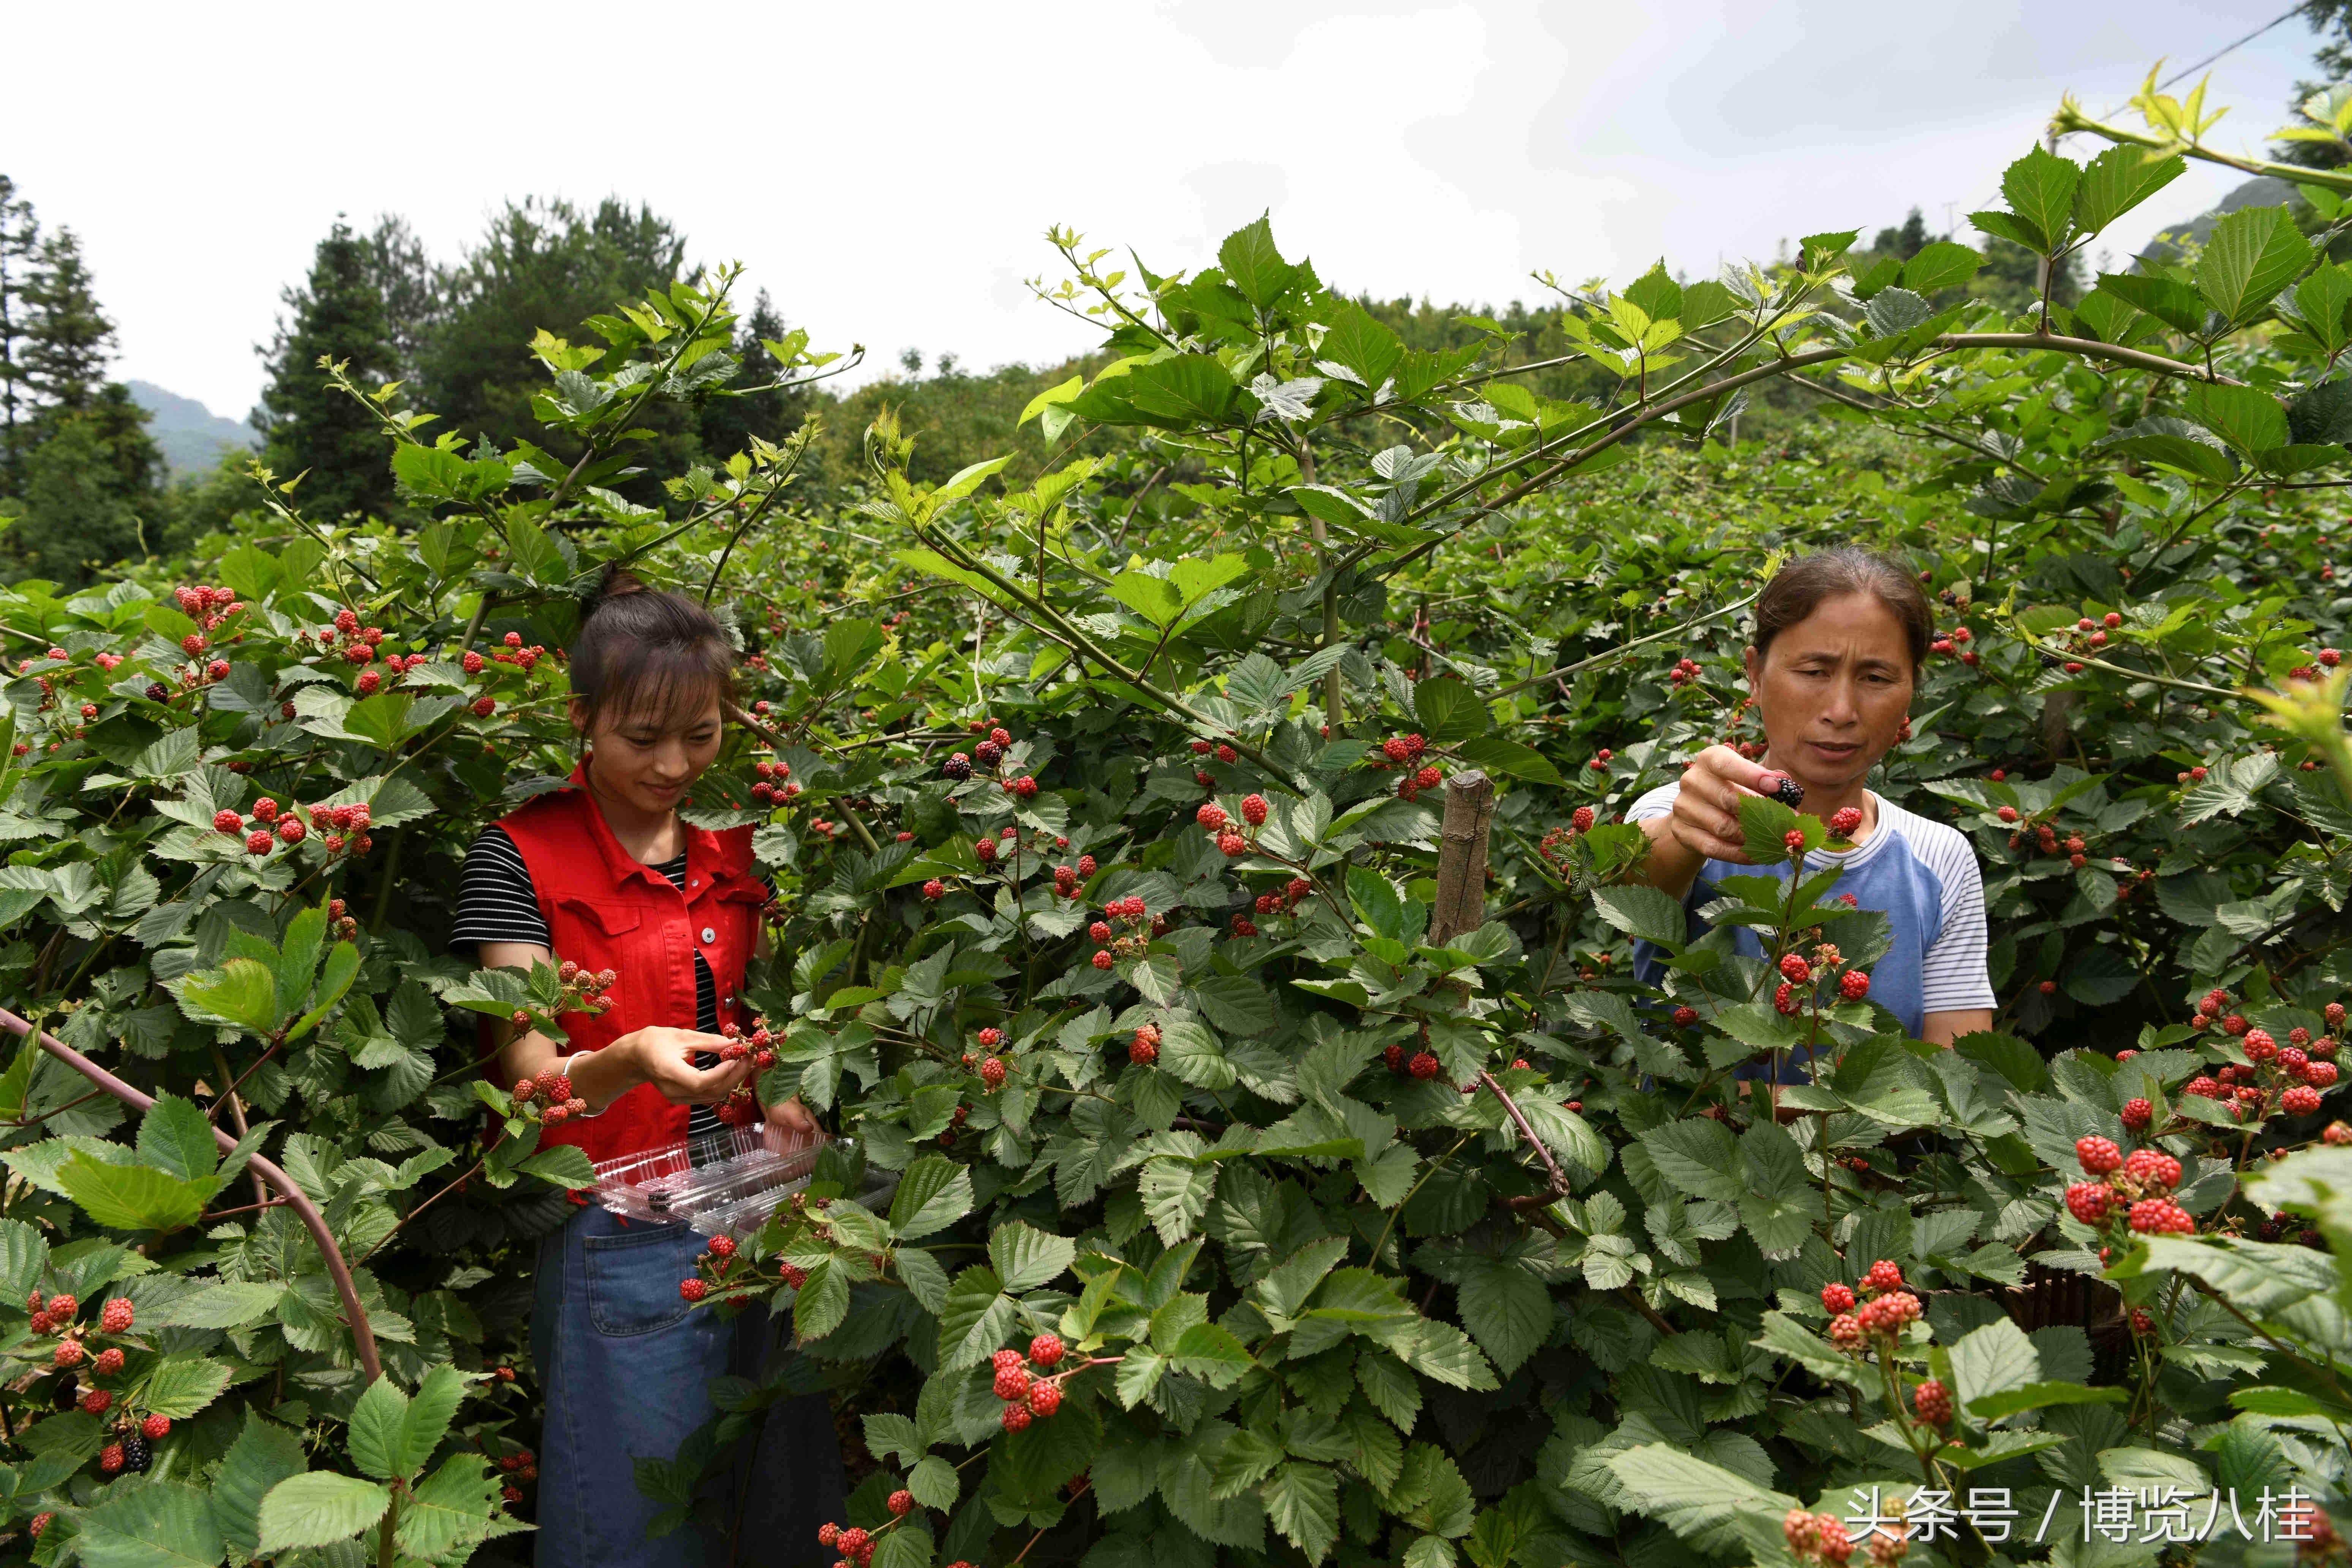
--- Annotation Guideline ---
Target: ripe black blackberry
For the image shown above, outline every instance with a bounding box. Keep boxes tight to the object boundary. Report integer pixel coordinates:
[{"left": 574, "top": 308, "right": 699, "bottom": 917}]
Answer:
[
  {"left": 122, "top": 1434, "right": 151, "bottom": 1473},
  {"left": 942, "top": 754, "right": 972, "bottom": 781}
]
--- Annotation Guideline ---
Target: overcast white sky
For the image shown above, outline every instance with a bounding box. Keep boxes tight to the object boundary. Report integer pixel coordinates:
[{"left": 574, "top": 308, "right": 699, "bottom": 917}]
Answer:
[{"left": 3, "top": 1, "right": 2326, "bottom": 422}]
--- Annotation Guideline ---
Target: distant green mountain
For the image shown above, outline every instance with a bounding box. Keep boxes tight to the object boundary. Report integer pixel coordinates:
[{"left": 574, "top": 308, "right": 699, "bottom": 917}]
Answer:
[{"left": 125, "top": 381, "right": 256, "bottom": 476}]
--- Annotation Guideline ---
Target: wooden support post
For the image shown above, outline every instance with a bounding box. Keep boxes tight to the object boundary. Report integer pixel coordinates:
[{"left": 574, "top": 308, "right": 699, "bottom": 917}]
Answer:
[{"left": 1429, "top": 769, "right": 1495, "bottom": 947}]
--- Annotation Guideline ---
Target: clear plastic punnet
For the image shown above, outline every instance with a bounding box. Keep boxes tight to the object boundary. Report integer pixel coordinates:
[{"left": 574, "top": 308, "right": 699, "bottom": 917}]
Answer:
[{"left": 591, "top": 1122, "right": 829, "bottom": 1233}]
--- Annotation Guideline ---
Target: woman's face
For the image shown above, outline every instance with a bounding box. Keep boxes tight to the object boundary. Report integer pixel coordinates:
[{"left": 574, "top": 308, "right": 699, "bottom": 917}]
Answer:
[
  {"left": 1743, "top": 592, "right": 1915, "bottom": 795},
  {"left": 572, "top": 686, "right": 724, "bottom": 818}
]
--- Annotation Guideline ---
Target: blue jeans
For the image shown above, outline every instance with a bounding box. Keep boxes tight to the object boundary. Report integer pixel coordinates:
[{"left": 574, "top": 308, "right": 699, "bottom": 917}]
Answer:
[{"left": 532, "top": 1204, "right": 737, "bottom": 1566}]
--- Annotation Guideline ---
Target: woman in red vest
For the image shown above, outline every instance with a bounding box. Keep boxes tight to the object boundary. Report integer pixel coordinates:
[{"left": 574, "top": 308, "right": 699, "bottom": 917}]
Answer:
[{"left": 451, "top": 569, "right": 839, "bottom": 1565}]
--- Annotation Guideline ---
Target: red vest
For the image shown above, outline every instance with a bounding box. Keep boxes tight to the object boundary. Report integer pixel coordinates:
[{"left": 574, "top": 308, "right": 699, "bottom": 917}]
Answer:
[{"left": 492, "top": 758, "right": 764, "bottom": 1167}]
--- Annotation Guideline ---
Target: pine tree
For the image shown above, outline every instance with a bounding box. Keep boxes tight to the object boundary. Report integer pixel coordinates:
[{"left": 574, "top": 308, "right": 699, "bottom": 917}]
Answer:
[
  {"left": 256, "top": 220, "right": 400, "bottom": 519},
  {"left": 22, "top": 229, "right": 113, "bottom": 413},
  {"left": 0, "top": 176, "right": 39, "bottom": 493},
  {"left": 365, "top": 215, "right": 439, "bottom": 389}
]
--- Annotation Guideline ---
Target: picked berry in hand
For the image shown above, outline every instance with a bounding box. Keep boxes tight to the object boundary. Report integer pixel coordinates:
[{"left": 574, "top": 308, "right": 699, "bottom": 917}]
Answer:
[{"left": 1761, "top": 773, "right": 1804, "bottom": 807}]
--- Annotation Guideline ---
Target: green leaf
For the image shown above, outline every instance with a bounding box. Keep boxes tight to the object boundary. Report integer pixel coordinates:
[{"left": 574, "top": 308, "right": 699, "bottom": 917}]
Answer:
[
  {"left": 909, "top": 1453, "right": 960, "bottom": 1511},
  {"left": 75, "top": 1481, "right": 225, "bottom": 1568},
  {"left": 1109, "top": 572, "right": 1185, "bottom": 628},
  {"left": 1588, "top": 884, "right": 1685, "bottom": 947},
  {"left": 169, "top": 956, "right": 281, "bottom": 1034},
  {"left": 1451, "top": 736, "right": 1560, "bottom": 786},
  {"left": 1606, "top": 1444, "right": 1791, "bottom": 1551},
  {"left": 1124, "top": 356, "right": 1239, "bottom": 428},
  {"left": 2199, "top": 204, "right": 2314, "bottom": 324},
  {"left": 795, "top": 1257, "right": 851, "bottom": 1342},
  {"left": 1897, "top": 241, "right": 1984, "bottom": 294},
  {"left": 141, "top": 1355, "right": 235, "bottom": 1419},
  {"left": 0, "top": 1216, "right": 49, "bottom": 1302},
  {"left": 256, "top": 1472, "right": 393, "bottom": 1553},
  {"left": 890, "top": 1155, "right": 975, "bottom": 1240},
  {"left": 349, "top": 1366, "right": 466, "bottom": 1483},
  {"left": 1639, "top": 1119, "right": 1743, "bottom": 1203},
  {"left": 2071, "top": 145, "right": 2185, "bottom": 236},
  {"left": 515, "top": 1143, "right": 597, "bottom": 1189},
  {"left": 137, "top": 1094, "right": 218, "bottom": 1184},
  {"left": 1455, "top": 1260, "right": 1551, "bottom": 1375},
  {"left": 214, "top": 1413, "right": 307, "bottom": 1560},
  {"left": 1220, "top": 214, "right": 1301, "bottom": 309},
  {"left": 1995, "top": 144, "right": 2083, "bottom": 254},
  {"left": 395, "top": 1454, "right": 501, "bottom": 1563},
  {"left": 2182, "top": 383, "right": 2290, "bottom": 457},
  {"left": 1948, "top": 1317, "right": 2041, "bottom": 1413},
  {"left": 58, "top": 1156, "right": 210, "bottom": 1232},
  {"left": 1263, "top": 1462, "right": 1340, "bottom": 1563},
  {"left": 1412, "top": 677, "right": 1488, "bottom": 743},
  {"left": 1967, "top": 1381, "right": 2128, "bottom": 1419},
  {"left": 988, "top": 1219, "right": 1076, "bottom": 1293},
  {"left": 1736, "top": 793, "right": 1809, "bottom": 865},
  {"left": 1018, "top": 375, "right": 1083, "bottom": 427},
  {"left": 2094, "top": 272, "right": 2210, "bottom": 335}
]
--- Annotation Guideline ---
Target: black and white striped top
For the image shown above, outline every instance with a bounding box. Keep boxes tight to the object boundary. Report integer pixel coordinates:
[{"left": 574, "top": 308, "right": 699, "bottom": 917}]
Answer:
[{"left": 450, "top": 825, "right": 759, "bottom": 1140}]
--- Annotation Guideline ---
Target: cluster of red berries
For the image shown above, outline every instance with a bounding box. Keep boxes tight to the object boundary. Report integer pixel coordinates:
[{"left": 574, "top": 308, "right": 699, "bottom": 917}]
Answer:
[
  {"left": 680, "top": 1233, "right": 747, "bottom": 1304},
  {"left": 1783, "top": 1507, "right": 1856, "bottom": 1566},
  {"left": 1820, "top": 1259, "right": 1922, "bottom": 1352},
  {"left": 713, "top": 1015, "right": 778, "bottom": 1072},
  {"left": 1051, "top": 854, "right": 1099, "bottom": 901},
  {"left": 1129, "top": 1023, "right": 1161, "bottom": 1067},
  {"left": 2286, "top": 646, "right": 2343, "bottom": 683},
  {"left": 31, "top": 1293, "right": 167, "bottom": 1472},
  {"left": 1383, "top": 1040, "right": 1443, "bottom": 1080},
  {"left": 1930, "top": 624, "right": 1977, "bottom": 664},
  {"left": 993, "top": 1334, "right": 1070, "bottom": 1431},
  {"left": 1667, "top": 656, "right": 1702, "bottom": 687},
  {"left": 749, "top": 758, "right": 800, "bottom": 804},
  {"left": 1088, "top": 895, "right": 1162, "bottom": 969},
  {"left": 1772, "top": 944, "right": 1871, "bottom": 1016},
  {"left": 1247, "top": 876, "right": 1314, "bottom": 925},
  {"left": 963, "top": 1028, "right": 1013, "bottom": 1092},
  {"left": 2064, "top": 1138, "right": 2193, "bottom": 1239},
  {"left": 1197, "top": 798, "right": 1264, "bottom": 856},
  {"left": 547, "top": 961, "right": 618, "bottom": 1019},
  {"left": 1367, "top": 733, "right": 1444, "bottom": 800},
  {"left": 1536, "top": 809, "right": 1601, "bottom": 868},
  {"left": 513, "top": 1068, "right": 585, "bottom": 1125},
  {"left": 1188, "top": 737, "right": 1241, "bottom": 766}
]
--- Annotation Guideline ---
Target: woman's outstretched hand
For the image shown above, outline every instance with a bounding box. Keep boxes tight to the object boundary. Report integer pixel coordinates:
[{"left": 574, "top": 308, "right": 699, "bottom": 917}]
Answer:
[
  {"left": 1662, "top": 746, "right": 1779, "bottom": 865},
  {"left": 620, "top": 1027, "right": 754, "bottom": 1105},
  {"left": 763, "top": 1096, "right": 819, "bottom": 1139}
]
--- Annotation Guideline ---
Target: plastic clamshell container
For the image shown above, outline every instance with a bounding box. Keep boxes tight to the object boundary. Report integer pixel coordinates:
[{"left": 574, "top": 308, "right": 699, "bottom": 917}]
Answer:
[{"left": 592, "top": 1122, "right": 829, "bottom": 1229}]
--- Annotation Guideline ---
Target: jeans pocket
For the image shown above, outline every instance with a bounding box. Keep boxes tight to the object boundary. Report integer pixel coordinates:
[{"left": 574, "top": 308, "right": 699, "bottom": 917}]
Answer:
[{"left": 583, "top": 1222, "right": 697, "bottom": 1337}]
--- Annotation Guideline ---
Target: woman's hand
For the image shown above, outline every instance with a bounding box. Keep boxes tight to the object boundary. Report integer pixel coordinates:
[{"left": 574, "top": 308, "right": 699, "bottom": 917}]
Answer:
[
  {"left": 763, "top": 1097, "right": 819, "bottom": 1142},
  {"left": 1637, "top": 746, "right": 1777, "bottom": 898},
  {"left": 613, "top": 1027, "right": 753, "bottom": 1106},
  {"left": 1665, "top": 746, "right": 1777, "bottom": 863}
]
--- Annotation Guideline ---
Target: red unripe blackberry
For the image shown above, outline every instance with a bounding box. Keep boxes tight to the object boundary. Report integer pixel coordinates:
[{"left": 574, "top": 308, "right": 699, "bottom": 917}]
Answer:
[
  {"left": 1219, "top": 832, "right": 1246, "bottom": 856},
  {"left": 1241, "top": 793, "right": 1268, "bottom": 826},
  {"left": 2039, "top": 980, "right": 2057, "bottom": 994},
  {"left": 819, "top": 1523, "right": 841, "bottom": 1549},
  {"left": 1779, "top": 953, "right": 1811, "bottom": 984},
  {"left": 1030, "top": 1333, "right": 1065, "bottom": 1367},
  {"left": 923, "top": 879, "right": 945, "bottom": 901},
  {"left": 2122, "top": 1149, "right": 2181, "bottom": 1191},
  {"left": 680, "top": 1279, "right": 708, "bottom": 1302},
  {"left": 1826, "top": 806, "right": 1862, "bottom": 837},
  {"left": 1774, "top": 982, "right": 1800, "bottom": 1015},
  {"left": 1912, "top": 1378, "right": 1952, "bottom": 1426},
  {"left": 1000, "top": 1402, "right": 1032, "bottom": 1432},
  {"left": 1827, "top": 1314, "right": 1862, "bottom": 1348},
  {"left": 2065, "top": 1182, "right": 2112, "bottom": 1225},
  {"left": 2076, "top": 1136, "right": 2122, "bottom": 1175},
  {"left": 1215, "top": 744, "right": 1237, "bottom": 764},
  {"left": 888, "top": 1490, "right": 915, "bottom": 1517},
  {"left": 1231, "top": 916, "right": 1257, "bottom": 937},
  {"left": 1077, "top": 855, "right": 1097, "bottom": 876},
  {"left": 2328, "top": 1121, "right": 2352, "bottom": 1145},
  {"left": 837, "top": 1528, "right": 870, "bottom": 1558},
  {"left": 2324, "top": 1038, "right": 2344, "bottom": 1059},
  {"left": 1839, "top": 971, "right": 1870, "bottom": 1001},
  {"left": 2312, "top": 1061, "right": 2342, "bottom": 1087},
  {"left": 977, "top": 1027, "right": 1002, "bottom": 1048},
  {"left": 2284, "top": 1047, "right": 2311, "bottom": 1075},
  {"left": 1092, "top": 951, "right": 1114, "bottom": 970},
  {"left": 2128, "top": 1198, "right": 2194, "bottom": 1234},
  {"left": 472, "top": 695, "right": 497, "bottom": 718},
  {"left": 1862, "top": 1259, "right": 1903, "bottom": 1292},
  {"left": 1196, "top": 803, "right": 1227, "bottom": 830},
  {"left": 2247, "top": 1029, "right": 2278, "bottom": 1059},
  {"left": 979, "top": 1057, "right": 1007, "bottom": 1090},
  {"left": 2121, "top": 1097, "right": 2153, "bottom": 1131},
  {"left": 79, "top": 1388, "right": 111, "bottom": 1414},
  {"left": 1821, "top": 1282, "right": 1855, "bottom": 1314},
  {"left": 99, "top": 1298, "right": 131, "bottom": 1334},
  {"left": 100, "top": 1443, "right": 124, "bottom": 1474},
  {"left": 975, "top": 837, "right": 996, "bottom": 861},
  {"left": 213, "top": 809, "right": 243, "bottom": 835},
  {"left": 708, "top": 1235, "right": 737, "bottom": 1259},
  {"left": 2286, "top": 1085, "right": 2324, "bottom": 1115},
  {"left": 1383, "top": 737, "right": 1411, "bottom": 762},
  {"left": 1782, "top": 828, "right": 1807, "bottom": 855},
  {"left": 1672, "top": 1005, "right": 1699, "bottom": 1026},
  {"left": 278, "top": 817, "right": 305, "bottom": 843},
  {"left": 1384, "top": 1044, "right": 1406, "bottom": 1074},
  {"left": 1192, "top": 740, "right": 1212, "bottom": 754},
  {"left": 141, "top": 1413, "right": 170, "bottom": 1440},
  {"left": 94, "top": 1347, "right": 123, "bottom": 1376},
  {"left": 1027, "top": 1379, "right": 1062, "bottom": 1417},
  {"left": 1130, "top": 1035, "right": 1158, "bottom": 1066},
  {"left": 1408, "top": 1051, "right": 1440, "bottom": 1079},
  {"left": 244, "top": 830, "right": 273, "bottom": 855},
  {"left": 1996, "top": 805, "right": 2018, "bottom": 822},
  {"left": 52, "top": 1340, "right": 82, "bottom": 1369}
]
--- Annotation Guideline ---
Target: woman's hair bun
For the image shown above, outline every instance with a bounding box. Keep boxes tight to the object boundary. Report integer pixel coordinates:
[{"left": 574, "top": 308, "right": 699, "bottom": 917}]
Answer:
[{"left": 582, "top": 563, "right": 649, "bottom": 621}]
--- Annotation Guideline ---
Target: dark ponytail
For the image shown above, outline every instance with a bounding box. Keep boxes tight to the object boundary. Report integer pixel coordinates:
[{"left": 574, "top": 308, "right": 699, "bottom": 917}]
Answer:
[{"left": 569, "top": 563, "right": 737, "bottom": 729}]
